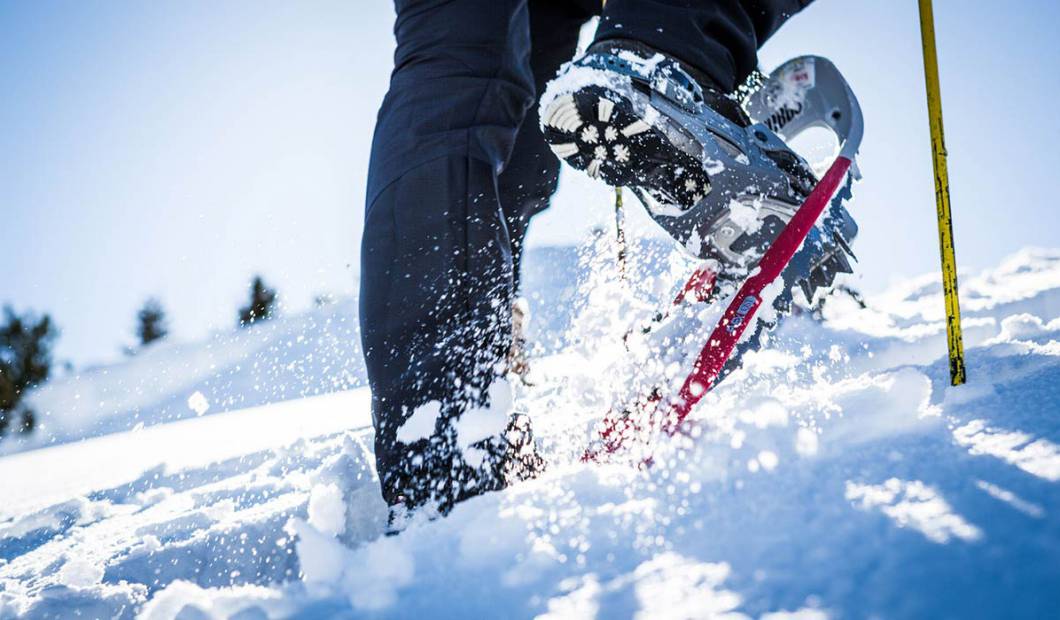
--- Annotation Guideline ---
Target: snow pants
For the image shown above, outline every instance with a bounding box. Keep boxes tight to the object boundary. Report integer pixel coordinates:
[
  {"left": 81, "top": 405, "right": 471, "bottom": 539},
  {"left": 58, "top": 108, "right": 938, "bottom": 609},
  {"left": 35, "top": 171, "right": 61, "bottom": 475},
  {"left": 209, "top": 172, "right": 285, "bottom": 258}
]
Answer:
[{"left": 361, "top": 0, "right": 814, "bottom": 508}]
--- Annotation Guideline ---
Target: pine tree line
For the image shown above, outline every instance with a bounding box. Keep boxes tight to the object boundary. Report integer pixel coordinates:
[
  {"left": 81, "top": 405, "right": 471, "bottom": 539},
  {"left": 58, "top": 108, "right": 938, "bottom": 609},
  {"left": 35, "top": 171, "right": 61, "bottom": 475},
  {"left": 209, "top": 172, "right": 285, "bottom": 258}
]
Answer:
[{"left": 1, "top": 274, "right": 281, "bottom": 441}]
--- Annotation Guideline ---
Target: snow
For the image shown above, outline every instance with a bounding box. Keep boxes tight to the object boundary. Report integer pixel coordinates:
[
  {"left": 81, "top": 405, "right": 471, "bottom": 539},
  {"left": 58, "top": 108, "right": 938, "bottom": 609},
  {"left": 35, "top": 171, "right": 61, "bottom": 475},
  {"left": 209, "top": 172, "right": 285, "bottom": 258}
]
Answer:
[
  {"left": 394, "top": 380, "right": 517, "bottom": 469},
  {"left": 952, "top": 419, "right": 1060, "bottom": 482},
  {"left": 56, "top": 557, "right": 105, "bottom": 589},
  {"left": 974, "top": 480, "right": 1044, "bottom": 519},
  {"left": 186, "top": 391, "right": 210, "bottom": 417},
  {"left": 306, "top": 484, "right": 346, "bottom": 538},
  {"left": 343, "top": 537, "right": 415, "bottom": 610},
  {"left": 0, "top": 390, "right": 370, "bottom": 517},
  {"left": 454, "top": 378, "right": 514, "bottom": 458},
  {"left": 726, "top": 199, "right": 763, "bottom": 233},
  {"left": 538, "top": 62, "right": 631, "bottom": 129},
  {"left": 395, "top": 401, "right": 440, "bottom": 444},
  {"left": 286, "top": 518, "right": 346, "bottom": 584},
  {"left": 845, "top": 478, "right": 983, "bottom": 544},
  {"left": 1, "top": 245, "right": 1060, "bottom": 618},
  {"left": 614, "top": 51, "right": 665, "bottom": 77}
]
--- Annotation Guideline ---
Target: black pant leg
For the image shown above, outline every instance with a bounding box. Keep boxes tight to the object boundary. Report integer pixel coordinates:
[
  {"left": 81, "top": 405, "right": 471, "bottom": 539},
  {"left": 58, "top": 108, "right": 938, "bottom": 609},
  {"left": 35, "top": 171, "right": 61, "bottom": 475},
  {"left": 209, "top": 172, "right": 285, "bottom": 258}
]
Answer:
[
  {"left": 497, "top": 0, "right": 594, "bottom": 294},
  {"left": 361, "top": 0, "right": 534, "bottom": 509},
  {"left": 595, "top": 0, "right": 814, "bottom": 92}
]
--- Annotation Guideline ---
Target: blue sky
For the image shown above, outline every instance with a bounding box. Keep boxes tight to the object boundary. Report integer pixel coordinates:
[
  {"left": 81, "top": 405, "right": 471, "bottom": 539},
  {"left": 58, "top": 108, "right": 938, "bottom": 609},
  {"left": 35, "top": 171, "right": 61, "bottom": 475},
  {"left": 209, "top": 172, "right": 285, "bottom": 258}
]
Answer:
[{"left": 2, "top": 1, "right": 1058, "bottom": 365}]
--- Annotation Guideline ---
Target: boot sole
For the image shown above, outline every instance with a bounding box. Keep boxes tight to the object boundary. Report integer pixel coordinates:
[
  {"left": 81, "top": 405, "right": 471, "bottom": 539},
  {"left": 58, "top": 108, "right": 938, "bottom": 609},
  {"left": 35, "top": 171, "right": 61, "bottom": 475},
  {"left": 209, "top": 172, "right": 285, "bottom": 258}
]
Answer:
[{"left": 541, "top": 86, "right": 710, "bottom": 212}]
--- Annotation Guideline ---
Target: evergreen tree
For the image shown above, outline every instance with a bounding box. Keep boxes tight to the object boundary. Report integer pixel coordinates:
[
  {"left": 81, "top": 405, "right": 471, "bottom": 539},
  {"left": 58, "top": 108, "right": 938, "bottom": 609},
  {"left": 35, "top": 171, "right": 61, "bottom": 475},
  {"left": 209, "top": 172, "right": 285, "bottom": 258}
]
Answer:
[
  {"left": 136, "top": 298, "right": 169, "bottom": 347},
  {"left": 0, "top": 372, "right": 15, "bottom": 435},
  {"left": 239, "top": 276, "right": 278, "bottom": 327},
  {"left": 0, "top": 307, "right": 58, "bottom": 437}
]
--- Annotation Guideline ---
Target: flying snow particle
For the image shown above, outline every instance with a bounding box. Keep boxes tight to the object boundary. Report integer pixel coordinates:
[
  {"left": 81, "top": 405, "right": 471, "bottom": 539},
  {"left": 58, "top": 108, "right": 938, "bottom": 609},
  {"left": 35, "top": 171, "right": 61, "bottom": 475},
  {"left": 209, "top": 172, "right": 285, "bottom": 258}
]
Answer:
[
  {"left": 795, "top": 427, "right": 819, "bottom": 456},
  {"left": 187, "top": 391, "right": 210, "bottom": 416},
  {"left": 397, "top": 401, "right": 441, "bottom": 444}
]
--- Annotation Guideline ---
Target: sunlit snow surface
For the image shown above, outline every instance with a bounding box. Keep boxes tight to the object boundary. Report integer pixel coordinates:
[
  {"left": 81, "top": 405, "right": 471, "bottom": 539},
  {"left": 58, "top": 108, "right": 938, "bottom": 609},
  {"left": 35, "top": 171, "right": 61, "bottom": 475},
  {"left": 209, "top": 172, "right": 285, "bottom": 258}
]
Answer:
[{"left": 3, "top": 245, "right": 1060, "bottom": 618}]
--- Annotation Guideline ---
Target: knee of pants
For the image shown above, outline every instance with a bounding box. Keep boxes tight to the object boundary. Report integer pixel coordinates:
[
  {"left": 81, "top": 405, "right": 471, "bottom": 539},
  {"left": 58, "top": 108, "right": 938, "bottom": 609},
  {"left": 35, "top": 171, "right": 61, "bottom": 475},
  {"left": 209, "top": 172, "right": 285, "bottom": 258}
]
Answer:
[
  {"left": 371, "top": 2, "right": 536, "bottom": 203},
  {"left": 371, "top": 61, "right": 535, "bottom": 204}
]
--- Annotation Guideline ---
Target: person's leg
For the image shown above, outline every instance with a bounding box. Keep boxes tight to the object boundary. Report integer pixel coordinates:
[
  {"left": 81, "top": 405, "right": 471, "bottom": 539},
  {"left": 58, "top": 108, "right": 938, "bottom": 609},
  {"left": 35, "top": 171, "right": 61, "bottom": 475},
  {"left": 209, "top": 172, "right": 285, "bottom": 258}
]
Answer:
[
  {"left": 498, "top": 0, "right": 595, "bottom": 292},
  {"left": 594, "top": 0, "right": 815, "bottom": 92},
  {"left": 361, "top": 0, "right": 534, "bottom": 514}
]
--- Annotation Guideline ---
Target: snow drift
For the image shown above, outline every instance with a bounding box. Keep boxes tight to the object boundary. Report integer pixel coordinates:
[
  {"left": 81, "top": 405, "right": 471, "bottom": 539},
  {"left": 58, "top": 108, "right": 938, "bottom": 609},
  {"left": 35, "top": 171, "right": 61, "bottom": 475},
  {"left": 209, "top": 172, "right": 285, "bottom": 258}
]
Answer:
[{"left": 2, "top": 246, "right": 1060, "bottom": 619}]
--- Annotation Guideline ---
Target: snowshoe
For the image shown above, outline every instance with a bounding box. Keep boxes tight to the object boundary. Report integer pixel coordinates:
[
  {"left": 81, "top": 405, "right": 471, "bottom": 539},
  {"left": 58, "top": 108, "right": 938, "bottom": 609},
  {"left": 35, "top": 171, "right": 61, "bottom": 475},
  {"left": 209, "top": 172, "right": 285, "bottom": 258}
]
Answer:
[
  {"left": 540, "top": 42, "right": 857, "bottom": 295},
  {"left": 575, "top": 54, "right": 865, "bottom": 462}
]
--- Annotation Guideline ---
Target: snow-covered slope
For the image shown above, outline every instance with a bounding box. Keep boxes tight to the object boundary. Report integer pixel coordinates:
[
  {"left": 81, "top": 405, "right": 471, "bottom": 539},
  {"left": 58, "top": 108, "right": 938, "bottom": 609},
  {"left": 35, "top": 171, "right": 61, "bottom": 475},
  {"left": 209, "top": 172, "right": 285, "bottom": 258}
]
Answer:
[
  {"left": 5, "top": 299, "right": 367, "bottom": 456},
  {"left": 2, "top": 247, "right": 1060, "bottom": 619},
  {"left": 5, "top": 246, "right": 583, "bottom": 457}
]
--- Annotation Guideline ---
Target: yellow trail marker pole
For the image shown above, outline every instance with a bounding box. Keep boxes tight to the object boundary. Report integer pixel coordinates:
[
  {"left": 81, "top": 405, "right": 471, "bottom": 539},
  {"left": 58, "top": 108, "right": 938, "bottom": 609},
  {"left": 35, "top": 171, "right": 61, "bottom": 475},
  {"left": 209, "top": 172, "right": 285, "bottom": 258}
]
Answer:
[{"left": 918, "top": 0, "right": 966, "bottom": 385}]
